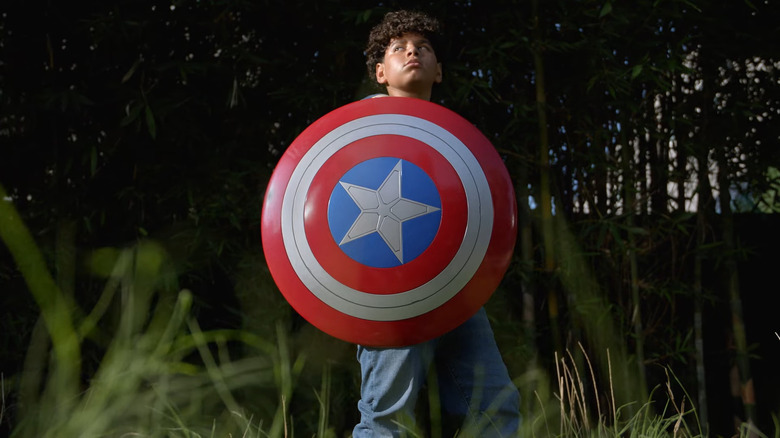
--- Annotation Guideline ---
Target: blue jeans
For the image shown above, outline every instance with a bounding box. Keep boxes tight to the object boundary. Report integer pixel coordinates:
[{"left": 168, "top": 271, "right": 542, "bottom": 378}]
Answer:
[{"left": 352, "top": 308, "right": 520, "bottom": 437}]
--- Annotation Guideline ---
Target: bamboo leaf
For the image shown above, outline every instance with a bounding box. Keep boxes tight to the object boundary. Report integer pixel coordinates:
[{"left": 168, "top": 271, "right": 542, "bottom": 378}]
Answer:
[
  {"left": 121, "top": 59, "right": 141, "bottom": 84},
  {"left": 631, "top": 64, "right": 643, "bottom": 79},
  {"left": 145, "top": 106, "right": 157, "bottom": 139},
  {"left": 120, "top": 101, "right": 144, "bottom": 127},
  {"left": 599, "top": 2, "right": 613, "bottom": 18}
]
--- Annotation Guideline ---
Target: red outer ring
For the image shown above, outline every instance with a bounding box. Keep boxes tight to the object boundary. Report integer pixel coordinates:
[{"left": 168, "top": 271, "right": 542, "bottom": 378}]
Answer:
[{"left": 261, "top": 97, "right": 517, "bottom": 347}]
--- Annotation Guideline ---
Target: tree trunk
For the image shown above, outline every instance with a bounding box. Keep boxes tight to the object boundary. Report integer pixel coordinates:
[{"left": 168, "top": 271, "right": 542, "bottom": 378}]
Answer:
[
  {"left": 621, "top": 130, "right": 647, "bottom": 392},
  {"left": 693, "top": 57, "right": 717, "bottom": 435},
  {"left": 516, "top": 160, "right": 536, "bottom": 336},
  {"left": 650, "top": 91, "right": 670, "bottom": 215},
  {"left": 693, "top": 188, "right": 711, "bottom": 437},
  {"left": 516, "top": 157, "right": 538, "bottom": 417},
  {"left": 717, "top": 168, "right": 758, "bottom": 433},
  {"left": 531, "top": 0, "right": 560, "bottom": 353}
]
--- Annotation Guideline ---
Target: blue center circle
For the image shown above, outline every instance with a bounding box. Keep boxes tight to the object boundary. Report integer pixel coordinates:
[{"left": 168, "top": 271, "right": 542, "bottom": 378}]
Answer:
[{"left": 327, "top": 157, "right": 442, "bottom": 268}]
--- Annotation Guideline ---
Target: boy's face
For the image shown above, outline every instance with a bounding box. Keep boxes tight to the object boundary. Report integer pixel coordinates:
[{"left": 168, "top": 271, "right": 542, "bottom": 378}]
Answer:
[{"left": 376, "top": 32, "right": 442, "bottom": 100}]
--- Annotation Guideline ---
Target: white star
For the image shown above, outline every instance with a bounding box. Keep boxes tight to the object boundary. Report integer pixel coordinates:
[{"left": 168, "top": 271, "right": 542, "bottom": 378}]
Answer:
[{"left": 338, "top": 160, "right": 440, "bottom": 263}]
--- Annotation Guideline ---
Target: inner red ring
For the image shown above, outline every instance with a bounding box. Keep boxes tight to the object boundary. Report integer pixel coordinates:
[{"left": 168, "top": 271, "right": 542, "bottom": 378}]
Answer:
[{"left": 304, "top": 135, "right": 467, "bottom": 294}]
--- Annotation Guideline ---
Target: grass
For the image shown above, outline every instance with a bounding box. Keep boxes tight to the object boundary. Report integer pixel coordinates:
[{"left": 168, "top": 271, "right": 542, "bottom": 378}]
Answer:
[
  {"left": 542, "top": 345, "right": 699, "bottom": 438},
  {"left": 1, "top": 185, "right": 777, "bottom": 437}
]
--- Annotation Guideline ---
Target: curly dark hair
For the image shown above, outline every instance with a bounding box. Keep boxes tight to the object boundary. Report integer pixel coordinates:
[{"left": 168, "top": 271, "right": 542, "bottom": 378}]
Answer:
[{"left": 365, "top": 10, "right": 443, "bottom": 84}]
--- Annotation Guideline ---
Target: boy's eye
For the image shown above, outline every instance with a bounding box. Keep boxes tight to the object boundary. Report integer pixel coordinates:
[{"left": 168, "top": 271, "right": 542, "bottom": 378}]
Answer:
[{"left": 388, "top": 42, "right": 432, "bottom": 53}]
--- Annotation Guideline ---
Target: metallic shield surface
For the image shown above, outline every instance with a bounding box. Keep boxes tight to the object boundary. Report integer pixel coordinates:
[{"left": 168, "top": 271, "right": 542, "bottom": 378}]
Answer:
[{"left": 261, "top": 97, "right": 516, "bottom": 347}]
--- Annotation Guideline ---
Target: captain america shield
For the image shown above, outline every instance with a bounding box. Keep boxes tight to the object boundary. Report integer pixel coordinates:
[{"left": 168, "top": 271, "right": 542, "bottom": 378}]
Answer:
[{"left": 261, "top": 96, "right": 516, "bottom": 347}]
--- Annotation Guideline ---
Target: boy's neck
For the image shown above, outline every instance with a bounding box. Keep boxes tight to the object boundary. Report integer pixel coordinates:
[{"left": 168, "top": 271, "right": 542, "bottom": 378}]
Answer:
[{"left": 386, "top": 88, "right": 432, "bottom": 101}]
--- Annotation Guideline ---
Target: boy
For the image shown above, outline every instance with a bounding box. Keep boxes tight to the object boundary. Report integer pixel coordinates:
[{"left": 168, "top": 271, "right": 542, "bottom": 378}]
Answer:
[{"left": 352, "top": 10, "right": 521, "bottom": 437}]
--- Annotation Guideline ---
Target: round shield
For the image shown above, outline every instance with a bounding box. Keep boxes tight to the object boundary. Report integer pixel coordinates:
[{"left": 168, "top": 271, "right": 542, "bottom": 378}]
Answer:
[{"left": 261, "top": 97, "right": 516, "bottom": 347}]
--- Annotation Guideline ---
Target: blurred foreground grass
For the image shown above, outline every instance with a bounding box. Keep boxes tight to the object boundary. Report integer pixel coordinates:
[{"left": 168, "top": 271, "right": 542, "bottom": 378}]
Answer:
[
  {"left": 1, "top": 183, "right": 762, "bottom": 437},
  {"left": 0, "top": 184, "right": 313, "bottom": 437}
]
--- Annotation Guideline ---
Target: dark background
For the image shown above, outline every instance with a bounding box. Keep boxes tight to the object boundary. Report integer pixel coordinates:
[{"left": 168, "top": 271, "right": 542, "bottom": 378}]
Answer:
[{"left": 2, "top": 1, "right": 779, "bottom": 436}]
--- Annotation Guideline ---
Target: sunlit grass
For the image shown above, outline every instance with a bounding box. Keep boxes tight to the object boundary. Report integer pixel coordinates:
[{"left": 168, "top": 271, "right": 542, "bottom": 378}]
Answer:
[
  {"left": 0, "top": 238, "right": 713, "bottom": 437},
  {"left": 2, "top": 183, "right": 777, "bottom": 437},
  {"left": 536, "top": 344, "right": 702, "bottom": 438}
]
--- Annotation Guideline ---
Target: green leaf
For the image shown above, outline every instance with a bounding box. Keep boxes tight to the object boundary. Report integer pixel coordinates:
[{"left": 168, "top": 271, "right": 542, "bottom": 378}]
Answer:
[
  {"left": 145, "top": 106, "right": 157, "bottom": 139},
  {"left": 599, "top": 2, "right": 613, "bottom": 17},
  {"left": 122, "top": 59, "right": 141, "bottom": 84},
  {"left": 84, "top": 247, "right": 120, "bottom": 278},
  {"left": 121, "top": 101, "right": 144, "bottom": 127},
  {"left": 631, "top": 64, "right": 643, "bottom": 79}
]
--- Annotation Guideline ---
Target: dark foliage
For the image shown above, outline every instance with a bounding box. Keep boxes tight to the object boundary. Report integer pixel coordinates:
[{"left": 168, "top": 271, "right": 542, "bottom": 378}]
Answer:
[{"left": 2, "top": 0, "right": 780, "bottom": 436}]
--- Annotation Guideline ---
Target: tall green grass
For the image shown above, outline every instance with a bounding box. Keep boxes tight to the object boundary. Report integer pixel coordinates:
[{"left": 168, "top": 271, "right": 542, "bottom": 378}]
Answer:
[
  {"left": 4, "top": 241, "right": 307, "bottom": 437},
  {"left": 0, "top": 184, "right": 308, "bottom": 437},
  {"left": 2, "top": 185, "right": 776, "bottom": 437}
]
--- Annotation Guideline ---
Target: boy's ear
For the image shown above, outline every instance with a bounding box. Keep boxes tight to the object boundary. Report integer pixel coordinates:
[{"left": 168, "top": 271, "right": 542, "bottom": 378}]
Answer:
[
  {"left": 435, "top": 62, "right": 443, "bottom": 83},
  {"left": 375, "top": 62, "right": 388, "bottom": 85}
]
